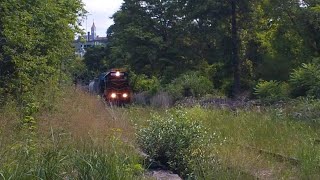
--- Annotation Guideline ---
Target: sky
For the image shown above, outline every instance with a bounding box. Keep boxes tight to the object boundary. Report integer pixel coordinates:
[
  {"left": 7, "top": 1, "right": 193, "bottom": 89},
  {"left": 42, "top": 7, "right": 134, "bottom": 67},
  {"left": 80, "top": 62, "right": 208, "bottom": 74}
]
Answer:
[{"left": 81, "top": 0, "right": 123, "bottom": 37}]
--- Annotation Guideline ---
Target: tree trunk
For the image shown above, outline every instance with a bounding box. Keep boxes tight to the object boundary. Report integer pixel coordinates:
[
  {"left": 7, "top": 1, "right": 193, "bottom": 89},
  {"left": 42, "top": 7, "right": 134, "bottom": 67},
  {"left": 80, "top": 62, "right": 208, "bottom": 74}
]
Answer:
[{"left": 231, "top": 0, "right": 240, "bottom": 98}]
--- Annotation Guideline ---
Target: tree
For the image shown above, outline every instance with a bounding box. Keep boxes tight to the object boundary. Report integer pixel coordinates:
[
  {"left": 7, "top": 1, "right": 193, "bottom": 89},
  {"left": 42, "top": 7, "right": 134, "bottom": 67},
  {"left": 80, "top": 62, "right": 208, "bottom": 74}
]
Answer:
[
  {"left": 84, "top": 46, "right": 110, "bottom": 78},
  {"left": 0, "top": 0, "right": 85, "bottom": 106},
  {"left": 105, "top": 0, "right": 319, "bottom": 98},
  {"left": 251, "top": 0, "right": 319, "bottom": 81},
  {"left": 231, "top": 0, "right": 241, "bottom": 97}
]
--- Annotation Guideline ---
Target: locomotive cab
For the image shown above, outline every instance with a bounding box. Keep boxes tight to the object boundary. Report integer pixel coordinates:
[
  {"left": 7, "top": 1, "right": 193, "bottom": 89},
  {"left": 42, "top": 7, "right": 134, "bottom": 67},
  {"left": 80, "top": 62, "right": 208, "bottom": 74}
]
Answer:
[{"left": 103, "top": 69, "right": 132, "bottom": 104}]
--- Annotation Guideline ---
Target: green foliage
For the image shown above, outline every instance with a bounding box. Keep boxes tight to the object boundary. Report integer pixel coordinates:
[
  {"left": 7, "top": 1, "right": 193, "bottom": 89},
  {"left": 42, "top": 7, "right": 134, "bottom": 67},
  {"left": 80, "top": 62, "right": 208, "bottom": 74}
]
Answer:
[
  {"left": 137, "top": 109, "right": 214, "bottom": 178},
  {"left": 0, "top": 0, "right": 85, "bottom": 111},
  {"left": 67, "top": 57, "right": 87, "bottom": 83},
  {"left": 166, "top": 71, "right": 214, "bottom": 100},
  {"left": 254, "top": 80, "right": 290, "bottom": 102},
  {"left": 83, "top": 46, "right": 110, "bottom": 78},
  {"left": 72, "top": 138, "right": 143, "bottom": 179},
  {"left": 131, "top": 105, "right": 320, "bottom": 179},
  {"left": 101, "top": 0, "right": 320, "bottom": 98},
  {"left": 221, "top": 77, "right": 256, "bottom": 98},
  {"left": 199, "top": 62, "right": 226, "bottom": 88},
  {"left": 131, "top": 74, "right": 160, "bottom": 94},
  {"left": 289, "top": 63, "right": 320, "bottom": 98},
  {"left": 0, "top": 136, "right": 143, "bottom": 179},
  {"left": 108, "top": 0, "right": 235, "bottom": 84},
  {"left": 0, "top": 88, "right": 144, "bottom": 179},
  {"left": 298, "top": 145, "right": 320, "bottom": 178}
]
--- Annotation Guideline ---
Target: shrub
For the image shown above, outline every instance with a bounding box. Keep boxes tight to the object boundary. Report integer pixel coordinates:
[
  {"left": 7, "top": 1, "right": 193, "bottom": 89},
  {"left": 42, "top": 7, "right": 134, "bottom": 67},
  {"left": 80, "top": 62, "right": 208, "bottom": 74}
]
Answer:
[
  {"left": 166, "top": 71, "right": 214, "bottom": 100},
  {"left": 131, "top": 74, "right": 160, "bottom": 95},
  {"left": 137, "top": 109, "right": 214, "bottom": 178},
  {"left": 221, "top": 78, "right": 256, "bottom": 98},
  {"left": 254, "top": 80, "right": 290, "bottom": 102},
  {"left": 220, "top": 78, "right": 233, "bottom": 97},
  {"left": 289, "top": 63, "right": 320, "bottom": 98}
]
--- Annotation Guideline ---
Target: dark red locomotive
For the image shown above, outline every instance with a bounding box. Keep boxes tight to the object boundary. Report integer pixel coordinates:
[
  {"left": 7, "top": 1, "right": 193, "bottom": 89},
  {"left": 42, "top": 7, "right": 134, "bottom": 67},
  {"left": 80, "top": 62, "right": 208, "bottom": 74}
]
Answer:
[
  {"left": 103, "top": 69, "right": 132, "bottom": 104},
  {"left": 89, "top": 69, "right": 132, "bottom": 104}
]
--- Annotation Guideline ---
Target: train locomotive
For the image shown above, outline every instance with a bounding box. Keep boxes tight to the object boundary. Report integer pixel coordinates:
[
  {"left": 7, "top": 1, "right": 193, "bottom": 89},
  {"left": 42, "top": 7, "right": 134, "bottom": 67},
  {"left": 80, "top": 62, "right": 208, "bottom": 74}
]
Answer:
[{"left": 89, "top": 69, "right": 132, "bottom": 104}]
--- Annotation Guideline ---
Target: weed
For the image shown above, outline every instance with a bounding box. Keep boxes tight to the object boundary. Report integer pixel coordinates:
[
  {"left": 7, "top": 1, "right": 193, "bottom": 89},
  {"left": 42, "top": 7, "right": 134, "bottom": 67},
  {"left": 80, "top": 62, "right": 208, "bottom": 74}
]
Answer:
[
  {"left": 137, "top": 109, "right": 219, "bottom": 178},
  {"left": 0, "top": 87, "right": 145, "bottom": 179},
  {"left": 131, "top": 106, "right": 320, "bottom": 179}
]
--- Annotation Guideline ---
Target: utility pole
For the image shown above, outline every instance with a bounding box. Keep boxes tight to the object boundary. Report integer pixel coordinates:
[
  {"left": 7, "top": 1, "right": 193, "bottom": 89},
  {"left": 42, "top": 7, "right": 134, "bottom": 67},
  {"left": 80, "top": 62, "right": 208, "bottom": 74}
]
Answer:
[{"left": 85, "top": 13, "right": 92, "bottom": 41}]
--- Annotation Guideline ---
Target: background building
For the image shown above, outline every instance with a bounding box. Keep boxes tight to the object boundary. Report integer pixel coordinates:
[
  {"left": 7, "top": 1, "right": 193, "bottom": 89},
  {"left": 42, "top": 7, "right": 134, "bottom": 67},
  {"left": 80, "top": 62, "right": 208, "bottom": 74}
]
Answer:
[{"left": 74, "top": 22, "right": 108, "bottom": 57}]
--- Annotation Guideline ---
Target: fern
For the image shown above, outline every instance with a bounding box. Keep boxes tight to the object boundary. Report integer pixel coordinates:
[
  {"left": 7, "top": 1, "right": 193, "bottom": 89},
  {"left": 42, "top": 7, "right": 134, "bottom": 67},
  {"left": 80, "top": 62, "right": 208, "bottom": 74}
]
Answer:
[
  {"left": 254, "top": 80, "right": 290, "bottom": 102},
  {"left": 290, "top": 63, "right": 320, "bottom": 98}
]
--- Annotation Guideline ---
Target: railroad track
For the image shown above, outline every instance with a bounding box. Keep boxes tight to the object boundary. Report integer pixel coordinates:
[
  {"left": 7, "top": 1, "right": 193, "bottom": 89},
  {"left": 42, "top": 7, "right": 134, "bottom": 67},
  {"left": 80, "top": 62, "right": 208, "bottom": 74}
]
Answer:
[
  {"left": 224, "top": 142, "right": 319, "bottom": 179},
  {"left": 242, "top": 143, "right": 320, "bottom": 170},
  {"left": 243, "top": 145, "right": 300, "bottom": 166}
]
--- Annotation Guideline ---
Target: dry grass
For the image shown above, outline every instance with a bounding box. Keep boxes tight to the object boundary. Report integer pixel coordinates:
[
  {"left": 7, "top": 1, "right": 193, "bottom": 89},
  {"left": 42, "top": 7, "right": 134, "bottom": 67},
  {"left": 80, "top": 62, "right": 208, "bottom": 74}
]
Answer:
[
  {"left": 0, "top": 86, "right": 136, "bottom": 149},
  {"left": 217, "top": 145, "right": 299, "bottom": 179},
  {"left": 0, "top": 100, "right": 20, "bottom": 149},
  {"left": 150, "top": 92, "right": 173, "bottom": 108},
  {"left": 0, "top": 87, "right": 144, "bottom": 179},
  {"left": 37, "top": 88, "right": 135, "bottom": 143}
]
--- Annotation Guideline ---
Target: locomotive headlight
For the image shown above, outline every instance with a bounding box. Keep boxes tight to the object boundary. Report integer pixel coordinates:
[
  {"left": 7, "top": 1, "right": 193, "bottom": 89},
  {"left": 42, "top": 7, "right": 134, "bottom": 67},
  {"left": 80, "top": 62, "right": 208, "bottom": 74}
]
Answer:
[
  {"left": 110, "top": 93, "right": 117, "bottom": 99},
  {"left": 115, "top": 71, "right": 120, "bottom": 77},
  {"left": 122, "top": 93, "right": 128, "bottom": 98}
]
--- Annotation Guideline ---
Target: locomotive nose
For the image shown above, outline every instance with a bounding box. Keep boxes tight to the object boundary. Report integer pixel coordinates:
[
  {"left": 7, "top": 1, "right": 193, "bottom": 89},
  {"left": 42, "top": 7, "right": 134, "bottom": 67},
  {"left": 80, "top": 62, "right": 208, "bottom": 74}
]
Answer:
[
  {"left": 122, "top": 93, "right": 128, "bottom": 98},
  {"left": 110, "top": 93, "right": 117, "bottom": 99}
]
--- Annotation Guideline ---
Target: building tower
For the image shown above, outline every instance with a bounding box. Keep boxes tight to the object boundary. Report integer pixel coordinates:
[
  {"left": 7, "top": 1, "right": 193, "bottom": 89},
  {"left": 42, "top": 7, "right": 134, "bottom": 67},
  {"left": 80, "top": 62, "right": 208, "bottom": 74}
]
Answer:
[{"left": 91, "top": 21, "right": 96, "bottom": 41}]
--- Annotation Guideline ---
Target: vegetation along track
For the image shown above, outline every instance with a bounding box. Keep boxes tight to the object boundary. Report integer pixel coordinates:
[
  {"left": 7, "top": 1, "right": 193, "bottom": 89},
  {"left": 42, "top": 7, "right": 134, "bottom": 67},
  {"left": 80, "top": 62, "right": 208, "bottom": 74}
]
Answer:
[{"left": 243, "top": 144, "right": 320, "bottom": 170}]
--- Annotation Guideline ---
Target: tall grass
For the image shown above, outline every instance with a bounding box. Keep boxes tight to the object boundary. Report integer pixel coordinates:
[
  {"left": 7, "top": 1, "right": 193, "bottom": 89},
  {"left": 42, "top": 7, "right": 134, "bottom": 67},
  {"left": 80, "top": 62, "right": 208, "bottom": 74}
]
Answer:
[
  {"left": 3, "top": 87, "right": 319, "bottom": 179},
  {"left": 130, "top": 106, "right": 320, "bottom": 179},
  {"left": 0, "top": 87, "right": 145, "bottom": 179},
  {"left": 188, "top": 107, "right": 320, "bottom": 179}
]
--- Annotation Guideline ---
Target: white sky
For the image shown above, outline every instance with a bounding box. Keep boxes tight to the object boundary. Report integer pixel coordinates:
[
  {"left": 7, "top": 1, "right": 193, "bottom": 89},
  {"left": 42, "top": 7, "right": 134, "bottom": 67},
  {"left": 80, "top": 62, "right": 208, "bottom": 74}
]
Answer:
[{"left": 81, "top": 0, "right": 123, "bottom": 37}]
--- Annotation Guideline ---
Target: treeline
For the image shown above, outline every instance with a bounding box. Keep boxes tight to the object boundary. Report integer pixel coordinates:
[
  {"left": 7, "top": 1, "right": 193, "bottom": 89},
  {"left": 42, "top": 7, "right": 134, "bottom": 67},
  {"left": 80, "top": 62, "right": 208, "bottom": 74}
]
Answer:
[
  {"left": 0, "top": 1, "right": 85, "bottom": 116},
  {"left": 85, "top": 0, "right": 320, "bottom": 100}
]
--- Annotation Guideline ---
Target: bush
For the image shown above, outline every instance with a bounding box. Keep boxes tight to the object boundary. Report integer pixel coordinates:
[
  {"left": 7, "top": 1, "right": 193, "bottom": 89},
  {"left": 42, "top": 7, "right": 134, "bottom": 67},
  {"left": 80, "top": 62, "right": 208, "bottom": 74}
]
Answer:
[
  {"left": 221, "top": 78, "right": 256, "bottom": 98},
  {"left": 254, "top": 80, "right": 290, "bottom": 102},
  {"left": 289, "top": 63, "right": 320, "bottom": 98},
  {"left": 220, "top": 78, "right": 233, "bottom": 97},
  {"left": 137, "top": 109, "right": 214, "bottom": 178},
  {"left": 166, "top": 71, "right": 214, "bottom": 100},
  {"left": 131, "top": 74, "right": 160, "bottom": 95}
]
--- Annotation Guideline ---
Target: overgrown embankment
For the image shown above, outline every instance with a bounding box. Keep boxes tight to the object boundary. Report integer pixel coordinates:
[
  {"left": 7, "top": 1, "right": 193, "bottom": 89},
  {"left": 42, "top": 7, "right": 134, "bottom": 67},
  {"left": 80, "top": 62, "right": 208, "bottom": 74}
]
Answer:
[
  {"left": 2, "top": 87, "right": 320, "bottom": 179},
  {"left": 0, "top": 88, "right": 145, "bottom": 179},
  {"left": 130, "top": 103, "right": 320, "bottom": 179}
]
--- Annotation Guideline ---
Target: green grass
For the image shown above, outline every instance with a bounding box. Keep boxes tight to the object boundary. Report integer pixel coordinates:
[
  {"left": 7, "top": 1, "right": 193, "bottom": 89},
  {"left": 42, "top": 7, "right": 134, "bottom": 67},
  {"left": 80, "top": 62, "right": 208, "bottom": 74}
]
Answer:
[
  {"left": 2, "top": 88, "right": 319, "bottom": 179},
  {"left": 0, "top": 88, "right": 147, "bottom": 180},
  {"left": 129, "top": 105, "right": 320, "bottom": 179},
  {"left": 0, "top": 135, "right": 143, "bottom": 179}
]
